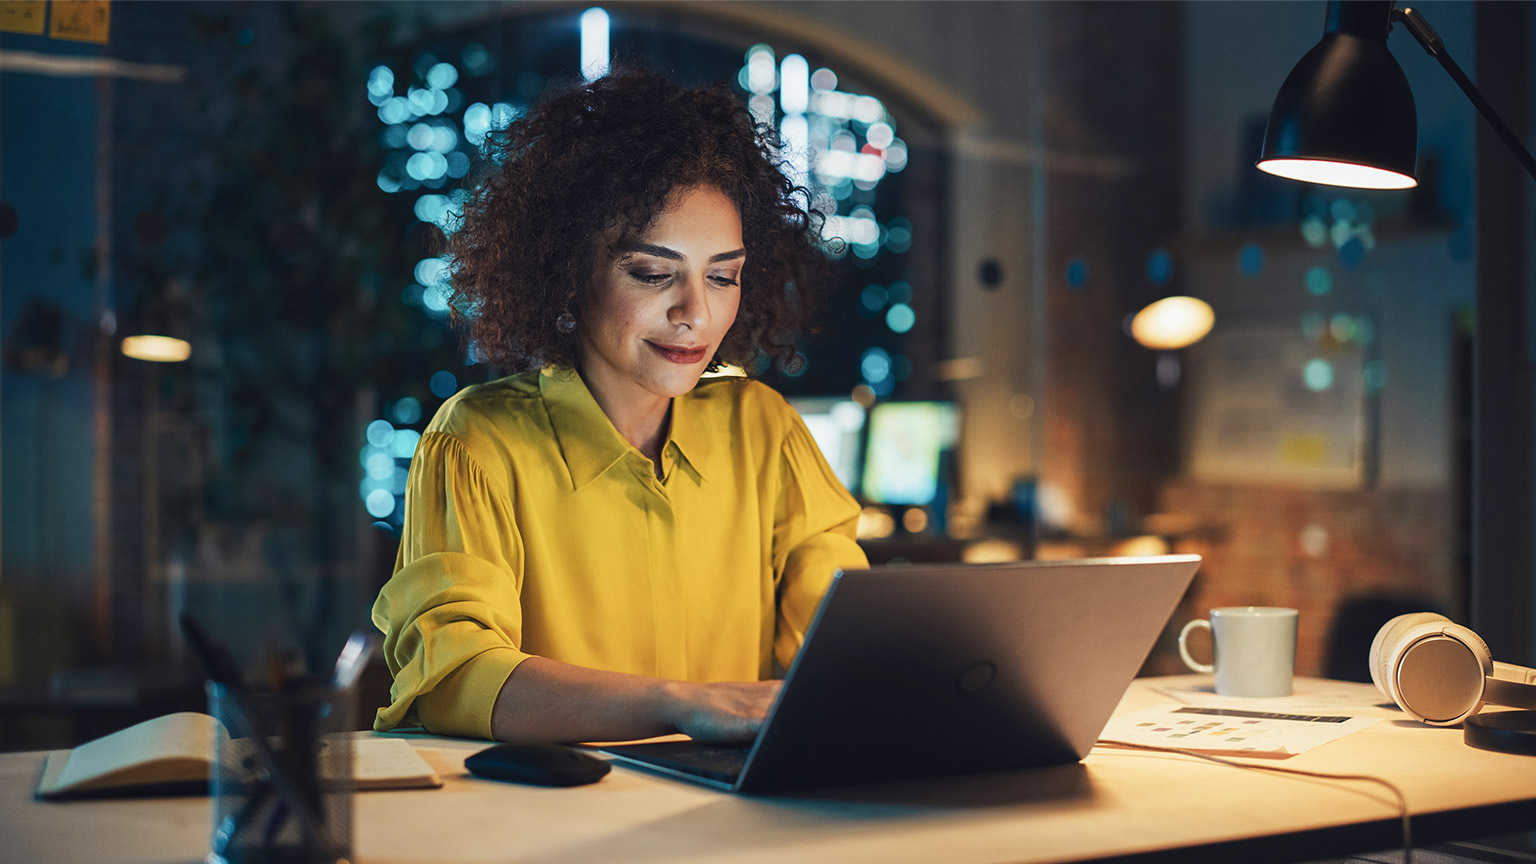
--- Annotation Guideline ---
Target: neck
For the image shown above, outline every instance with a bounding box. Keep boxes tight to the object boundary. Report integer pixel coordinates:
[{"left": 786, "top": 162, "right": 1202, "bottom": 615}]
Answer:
[{"left": 578, "top": 369, "right": 672, "bottom": 466}]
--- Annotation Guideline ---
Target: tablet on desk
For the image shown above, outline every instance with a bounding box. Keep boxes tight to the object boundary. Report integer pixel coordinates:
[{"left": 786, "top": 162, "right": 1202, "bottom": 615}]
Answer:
[{"left": 602, "top": 554, "right": 1201, "bottom": 794}]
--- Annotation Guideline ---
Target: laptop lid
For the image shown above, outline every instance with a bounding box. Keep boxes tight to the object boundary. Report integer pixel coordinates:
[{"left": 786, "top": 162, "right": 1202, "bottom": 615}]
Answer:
[{"left": 731, "top": 554, "right": 1201, "bottom": 793}]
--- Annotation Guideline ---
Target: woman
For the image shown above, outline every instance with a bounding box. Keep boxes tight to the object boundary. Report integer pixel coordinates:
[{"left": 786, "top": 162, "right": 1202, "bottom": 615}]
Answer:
[{"left": 371, "top": 71, "right": 868, "bottom": 744}]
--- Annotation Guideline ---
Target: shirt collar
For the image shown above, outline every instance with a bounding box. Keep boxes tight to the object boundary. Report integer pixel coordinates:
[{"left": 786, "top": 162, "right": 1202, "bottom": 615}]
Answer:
[
  {"left": 540, "top": 367, "right": 631, "bottom": 491},
  {"left": 539, "top": 367, "right": 713, "bottom": 490},
  {"left": 666, "top": 384, "right": 712, "bottom": 485}
]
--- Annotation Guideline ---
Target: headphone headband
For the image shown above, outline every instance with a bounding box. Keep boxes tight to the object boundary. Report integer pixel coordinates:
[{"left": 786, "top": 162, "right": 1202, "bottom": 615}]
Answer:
[{"left": 1487, "top": 661, "right": 1536, "bottom": 710}]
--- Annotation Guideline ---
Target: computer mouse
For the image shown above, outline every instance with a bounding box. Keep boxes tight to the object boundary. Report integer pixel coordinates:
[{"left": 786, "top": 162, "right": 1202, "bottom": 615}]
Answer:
[{"left": 464, "top": 743, "right": 612, "bottom": 787}]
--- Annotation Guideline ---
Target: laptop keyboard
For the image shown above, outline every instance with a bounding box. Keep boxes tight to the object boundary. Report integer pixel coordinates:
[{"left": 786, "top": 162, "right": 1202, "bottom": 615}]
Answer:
[{"left": 602, "top": 741, "right": 750, "bottom": 784}]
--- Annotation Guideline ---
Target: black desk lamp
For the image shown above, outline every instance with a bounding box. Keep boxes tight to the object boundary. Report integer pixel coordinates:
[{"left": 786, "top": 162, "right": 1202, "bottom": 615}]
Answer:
[
  {"left": 1256, "top": 0, "right": 1536, "bottom": 756},
  {"left": 1256, "top": 0, "right": 1536, "bottom": 187}
]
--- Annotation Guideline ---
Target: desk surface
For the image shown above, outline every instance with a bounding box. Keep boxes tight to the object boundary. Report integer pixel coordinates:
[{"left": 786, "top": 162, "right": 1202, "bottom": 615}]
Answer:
[{"left": 4, "top": 676, "right": 1534, "bottom": 864}]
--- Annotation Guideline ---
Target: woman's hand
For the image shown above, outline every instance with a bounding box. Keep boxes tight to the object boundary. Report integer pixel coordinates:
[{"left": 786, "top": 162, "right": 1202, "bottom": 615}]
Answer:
[
  {"left": 489, "top": 657, "right": 780, "bottom": 745},
  {"left": 662, "top": 680, "right": 781, "bottom": 744}
]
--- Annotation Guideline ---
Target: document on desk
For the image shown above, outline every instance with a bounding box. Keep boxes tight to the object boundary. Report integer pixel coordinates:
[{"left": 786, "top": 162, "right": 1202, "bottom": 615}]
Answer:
[
  {"left": 1151, "top": 678, "right": 1390, "bottom": 715},
  {"left": 1098, "top": 705, "right": 1380, "bottom": 758}
]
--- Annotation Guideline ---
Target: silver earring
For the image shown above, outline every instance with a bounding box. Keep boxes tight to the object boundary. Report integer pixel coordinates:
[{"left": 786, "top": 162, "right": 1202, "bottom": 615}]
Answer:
[{"left": 555, "top": 311, "right": 576, "bottom": 334}]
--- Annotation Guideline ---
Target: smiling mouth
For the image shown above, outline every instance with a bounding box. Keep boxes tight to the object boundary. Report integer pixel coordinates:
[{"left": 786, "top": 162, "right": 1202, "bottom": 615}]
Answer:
[{"left": 647, "top": 341, "right": 709, "bottom": 364}]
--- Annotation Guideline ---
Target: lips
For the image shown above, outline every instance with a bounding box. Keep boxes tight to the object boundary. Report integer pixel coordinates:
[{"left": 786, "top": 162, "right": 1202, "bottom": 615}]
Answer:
[{"left": 647, "top": 341, "right": 709, "bottom": 364}]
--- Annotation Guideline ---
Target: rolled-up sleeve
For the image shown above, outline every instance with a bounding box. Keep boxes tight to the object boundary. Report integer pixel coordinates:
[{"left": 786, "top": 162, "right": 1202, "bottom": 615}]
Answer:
[
  {"left": 771, "top": 414, "right": 869, "bottom": 670},
  {"left": 371, "top": 431, "right": 532, "bottom": 739}
]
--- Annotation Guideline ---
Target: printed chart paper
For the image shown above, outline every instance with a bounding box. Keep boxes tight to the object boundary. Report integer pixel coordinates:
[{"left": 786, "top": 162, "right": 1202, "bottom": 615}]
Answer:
[{"left": 1098, "top": 705, "right": 1380, "bottom": 758}]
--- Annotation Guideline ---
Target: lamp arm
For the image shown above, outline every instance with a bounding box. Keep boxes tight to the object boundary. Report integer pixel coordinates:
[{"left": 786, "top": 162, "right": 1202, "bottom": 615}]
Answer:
[{"left": 1395, "top": 6, "right": 1536, "bottom": 183}]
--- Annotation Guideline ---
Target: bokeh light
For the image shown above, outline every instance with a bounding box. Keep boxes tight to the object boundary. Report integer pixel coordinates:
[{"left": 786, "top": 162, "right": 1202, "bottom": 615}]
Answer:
[
  {"left": 1130, "top": 296, "right": 1214, "bottom": 350},
  {"left": 426, "top": 61, "right": 458, "bottom": 90},
  {"left": 1304, "top": 266, "right": 1332, "bottom": 296},
  {"left": 1145, "top": 248, "right": 1174, "bottom": 286},
  {"left": 390, "top": 428, "right": 422, "bottom": 458},
  {"left": 430, "top": 370, "right": 459, "bottom": 398},
  {"left": 390, "top": 397, "right": 422, "bottom": 425},
  {"left": 1303, "top": 358, "right": 1334, "bottom": 391},
  {"left": 860, "top": 347, "right": 892, "bottom": 384},
  {"left": 365, "top": 489, "right": 397, "bottom": 518},
  {"left": 1238, "top": 241, "right": 1264, "bottom": 277},
  {"left": 366, "top": 419, "right": 395, "bottom": 447},
  {"left": 1065, "top": 258, "right": 1088, "bottom": 289}
]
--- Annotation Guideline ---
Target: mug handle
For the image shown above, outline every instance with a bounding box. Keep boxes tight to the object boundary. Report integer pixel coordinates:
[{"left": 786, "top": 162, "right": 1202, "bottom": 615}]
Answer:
[{"left": 1178, "top": 620, "right": 1215, "bottom": 674}]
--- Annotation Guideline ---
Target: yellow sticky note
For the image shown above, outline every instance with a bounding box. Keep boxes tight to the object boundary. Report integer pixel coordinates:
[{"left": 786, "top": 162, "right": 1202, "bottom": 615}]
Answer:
[
  {"left": 49, "top": 0, "right": 109, "bottom": 43},
  {"left": 0, "top": 1, "right": 47, "bottom": 35}
]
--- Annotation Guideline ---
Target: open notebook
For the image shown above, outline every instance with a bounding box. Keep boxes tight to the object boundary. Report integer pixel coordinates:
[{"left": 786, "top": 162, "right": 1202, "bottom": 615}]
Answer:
[{"left": 37, "top": 711, "right": 441, "bottom": 800}]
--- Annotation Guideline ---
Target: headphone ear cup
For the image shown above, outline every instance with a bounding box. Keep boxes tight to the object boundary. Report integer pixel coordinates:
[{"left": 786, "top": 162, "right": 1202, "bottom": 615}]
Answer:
[
  {"left": 1388, "top": 622, "right": 1493, "bottom": 726},
  {"left": 1369, "top": 612, "right": 1450, "bottom": 700}
]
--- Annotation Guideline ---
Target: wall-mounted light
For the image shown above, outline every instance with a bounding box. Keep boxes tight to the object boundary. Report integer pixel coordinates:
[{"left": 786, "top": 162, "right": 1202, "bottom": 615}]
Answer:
[
  {"left": 121, "top": 334, "right": 191, "bottom": 363},
  {"left": 121, "top": 281, "right": 194, "bottom": 363},
  {"left": 1130, "top": 296, "right": 1215, "bottom": 351}
]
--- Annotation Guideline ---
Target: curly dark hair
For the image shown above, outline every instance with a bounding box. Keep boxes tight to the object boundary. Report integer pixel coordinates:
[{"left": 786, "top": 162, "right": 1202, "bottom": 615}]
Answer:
[{"left": 446, "top": 70, "right": 830, "bottom": 373}]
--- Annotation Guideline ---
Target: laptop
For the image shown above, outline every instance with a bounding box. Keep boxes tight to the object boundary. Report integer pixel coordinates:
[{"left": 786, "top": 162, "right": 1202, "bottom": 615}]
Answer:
[{"left": 600, "top": 554, "right": 1201, "bottom": 794}]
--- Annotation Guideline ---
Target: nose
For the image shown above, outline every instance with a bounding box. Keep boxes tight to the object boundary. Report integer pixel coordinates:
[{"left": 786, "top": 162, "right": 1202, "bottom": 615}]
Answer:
[{"left": 669, "top": 274, "right": 710, "bottom": 330}]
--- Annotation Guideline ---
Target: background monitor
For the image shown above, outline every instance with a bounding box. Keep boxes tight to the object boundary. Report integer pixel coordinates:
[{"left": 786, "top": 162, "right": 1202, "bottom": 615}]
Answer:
[
  {"left": 860, "top": 401, "right": 960, "bottom": 506},
  {"left": 788, "top": 396, "right": 867, "bottom": 492}
]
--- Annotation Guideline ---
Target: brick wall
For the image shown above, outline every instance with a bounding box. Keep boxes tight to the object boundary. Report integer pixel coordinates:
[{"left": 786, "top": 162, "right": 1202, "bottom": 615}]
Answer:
[{"left": 1149, "top": 480, "right": 1460, "bottom": 679}]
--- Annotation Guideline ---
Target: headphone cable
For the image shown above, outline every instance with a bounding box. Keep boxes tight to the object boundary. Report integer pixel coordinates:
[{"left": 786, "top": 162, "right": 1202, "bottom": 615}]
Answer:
[{"left": 1094, "top": 738, "right": 1411, "bottom": 864}]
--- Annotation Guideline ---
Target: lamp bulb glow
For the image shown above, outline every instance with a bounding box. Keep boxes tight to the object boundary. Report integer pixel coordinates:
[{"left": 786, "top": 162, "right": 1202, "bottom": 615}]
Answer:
[
  {"left": 1131, "top": 296, "right": 1215, "bottom": 351},
  {"left": 122, "top": 334, "right": 192, "bottom": 363},
  {"left": 1256, "top": 158, "right": 1417, "bottom": 190}
]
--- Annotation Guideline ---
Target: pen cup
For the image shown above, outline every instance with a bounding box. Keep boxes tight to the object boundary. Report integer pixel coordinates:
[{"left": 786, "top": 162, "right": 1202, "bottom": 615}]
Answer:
[{"left": 207, "top": 681, "right": 354, "bottom": 864}]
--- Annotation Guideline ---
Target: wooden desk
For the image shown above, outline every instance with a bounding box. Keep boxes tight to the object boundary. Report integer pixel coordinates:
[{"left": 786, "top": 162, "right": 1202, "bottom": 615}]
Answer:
[{"left": 4, "top": 676, "right": 1534, "bottom": 864}]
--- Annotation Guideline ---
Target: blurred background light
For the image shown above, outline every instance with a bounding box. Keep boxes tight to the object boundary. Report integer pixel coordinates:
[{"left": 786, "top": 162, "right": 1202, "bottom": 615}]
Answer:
[
  {"left": 781, "top": 114, "right": 808, "bottom": 189},
  {"left": 389, "top": 428, "right": 422, "bottom": 458},
  {"left": 1304, "top": 358, "right": 1335, "bottom": 392},
  {"left": 365, "top": 489, "right": 397, "bottom": 519},
  {"left": 378, "top": 96, "right": 411, "bottom": 125},
  {"left": 1238, "top": 241, "right": 1265, "bottom": 276},
  {"left": 429, "top": 370, "right": 459, "bottom": 398},
  {"left": 1130, "top": 296, "right": 1215, "bottom": 350},
  {"left": 746, "top": 45, "right": 776, "bottom": 95},
  {"left": 426, "top": 61, "right": 458, "bottom": 90},
  {"left": 1145, "top": 248, "right": 1173, "bottom": 286},
  {"left": 860, "top": 346, "right": 892, "bottom": 384},
  {"left": 462, "top": 43, "right": 491, "bottom": 75},
  {"left": 366, "top": 419, "right": 395, "bottom": 447},
  {"left": 580, "top": 7, "right": 610, "bottom": 81},
  {"left": 121, "top": 334, "right": 191, "bottom": 363},
  {"left": 464, "top": 102, "right": 491, "bottom": 145},
  {"left": 779, "top": 54, "right": 808, "bottom": 115},
  {"left": 1304, "top": 266, "right": 1332, "bottom": 296},
  {"left": 886, "top": 303, "right": 916, "bottom": 334},
  {"left": 389, "top": 397, "right": 422, "bottom": 425}
]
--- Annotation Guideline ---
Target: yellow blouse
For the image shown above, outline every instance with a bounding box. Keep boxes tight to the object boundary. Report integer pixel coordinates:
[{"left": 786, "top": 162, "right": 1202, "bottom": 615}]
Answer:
[{"left": 371, "top": 366, "right": 867, "bottom": 739}]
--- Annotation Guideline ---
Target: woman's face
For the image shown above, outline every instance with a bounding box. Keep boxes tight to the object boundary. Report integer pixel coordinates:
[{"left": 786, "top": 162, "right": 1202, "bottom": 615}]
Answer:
[{"left": 578, "top": 184, "right": 745, "bottom": 409}]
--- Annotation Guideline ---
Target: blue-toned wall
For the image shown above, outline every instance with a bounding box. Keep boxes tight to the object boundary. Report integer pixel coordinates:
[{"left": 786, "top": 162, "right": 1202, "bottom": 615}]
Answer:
[{"left": 0, "top": 36, "right": 102, "bottom": 606}]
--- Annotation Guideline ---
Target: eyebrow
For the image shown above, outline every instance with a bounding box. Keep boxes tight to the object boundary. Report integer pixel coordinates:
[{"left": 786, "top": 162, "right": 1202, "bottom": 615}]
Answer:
[{"left": 619, "top": 242, "right": 746, "bottom": 264}]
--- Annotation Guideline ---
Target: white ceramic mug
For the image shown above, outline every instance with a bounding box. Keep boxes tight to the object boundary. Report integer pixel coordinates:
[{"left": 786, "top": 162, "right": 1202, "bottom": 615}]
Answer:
[{"left": 1178, "top": 606, "right": 1298, "bottom": 697}]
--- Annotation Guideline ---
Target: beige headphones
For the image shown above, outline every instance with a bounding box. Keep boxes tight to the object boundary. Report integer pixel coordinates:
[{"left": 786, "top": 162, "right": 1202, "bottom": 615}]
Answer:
[{"left": 1369, "top": 612, "right": 1536, "bottom": 726}]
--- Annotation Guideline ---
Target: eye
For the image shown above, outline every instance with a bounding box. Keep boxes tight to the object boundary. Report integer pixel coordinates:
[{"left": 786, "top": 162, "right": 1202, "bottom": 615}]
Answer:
[
  {"left": 708, "top": 274, "right": 740, "bottom": 288},
  {"left": 626, "top": 269, "right": 673, "bottom": 286}
]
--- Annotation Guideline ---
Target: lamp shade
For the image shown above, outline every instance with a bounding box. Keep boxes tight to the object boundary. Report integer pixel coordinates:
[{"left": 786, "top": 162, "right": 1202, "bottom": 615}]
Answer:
[{"left": 1257, "top": 0, "right": 1418, "bottom": 189}]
